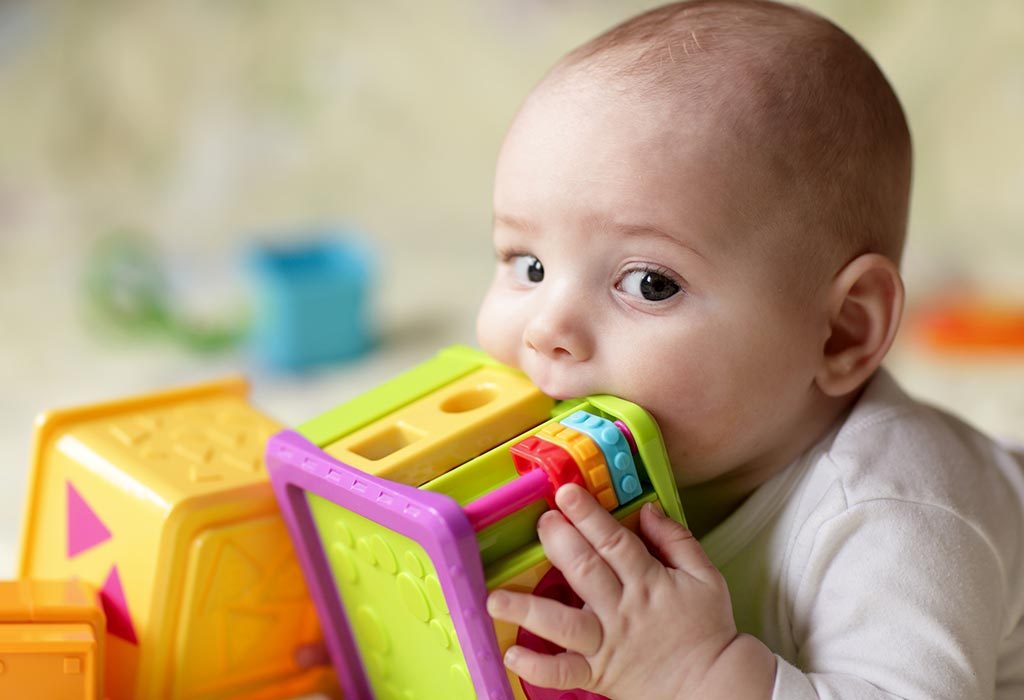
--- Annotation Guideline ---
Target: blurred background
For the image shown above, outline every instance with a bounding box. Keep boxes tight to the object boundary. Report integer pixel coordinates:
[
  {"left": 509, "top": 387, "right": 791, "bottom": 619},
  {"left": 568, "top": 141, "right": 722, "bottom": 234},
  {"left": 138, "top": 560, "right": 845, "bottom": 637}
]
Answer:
[{"left": 1, "top": 0, "right": 1022, "bottom": 578}]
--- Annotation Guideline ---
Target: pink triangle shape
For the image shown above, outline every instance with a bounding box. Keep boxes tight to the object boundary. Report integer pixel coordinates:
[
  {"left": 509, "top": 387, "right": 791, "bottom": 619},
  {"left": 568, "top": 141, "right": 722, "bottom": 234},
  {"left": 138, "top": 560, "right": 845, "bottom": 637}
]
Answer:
[
  {"left": 67, "top": 482, "right": 112, "bottom": 558},
  {"left": 100, "top": 566, "right": 138, "bottom": 645}
]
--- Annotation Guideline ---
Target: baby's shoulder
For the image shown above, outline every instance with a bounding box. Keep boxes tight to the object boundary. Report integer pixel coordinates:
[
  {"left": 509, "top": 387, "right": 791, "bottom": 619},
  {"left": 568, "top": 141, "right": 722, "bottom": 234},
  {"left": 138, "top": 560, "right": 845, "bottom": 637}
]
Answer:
[{"left": 814, "top": 368, "right": 1024, "bottom": 523}]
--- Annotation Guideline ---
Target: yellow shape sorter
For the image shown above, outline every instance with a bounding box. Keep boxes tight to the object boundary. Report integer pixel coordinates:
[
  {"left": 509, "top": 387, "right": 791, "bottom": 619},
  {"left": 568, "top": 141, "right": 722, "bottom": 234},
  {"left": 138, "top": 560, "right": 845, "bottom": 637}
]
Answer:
[
  {"left": 0, "top": 579, "right": 104, "bottom": 700},
  {"left": 19, "top": 378, "right": 335, "bottom": 700},
  {"left": 323, "top": 365, "right": 554, "bottom": 486}
]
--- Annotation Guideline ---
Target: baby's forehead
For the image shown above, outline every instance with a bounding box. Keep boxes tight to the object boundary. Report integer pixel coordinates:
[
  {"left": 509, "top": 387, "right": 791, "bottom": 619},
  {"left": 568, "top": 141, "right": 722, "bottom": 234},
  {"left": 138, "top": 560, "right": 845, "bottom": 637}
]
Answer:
[
  {"left": 510, "top": 72, "right": 782, "bottom": 215},
  {"left": 523, "top": 0, "right": 911, "bottom": 265},
  {"left": 498, "top": 98, "right": 764, "bottom": 270}
]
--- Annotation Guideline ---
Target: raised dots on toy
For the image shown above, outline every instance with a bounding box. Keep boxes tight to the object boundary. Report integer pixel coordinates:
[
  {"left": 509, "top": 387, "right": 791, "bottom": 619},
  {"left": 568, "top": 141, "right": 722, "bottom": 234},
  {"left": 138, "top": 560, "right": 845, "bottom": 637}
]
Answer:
[{"left": 561, "top": 410, "right": 643, "bottom": 505}]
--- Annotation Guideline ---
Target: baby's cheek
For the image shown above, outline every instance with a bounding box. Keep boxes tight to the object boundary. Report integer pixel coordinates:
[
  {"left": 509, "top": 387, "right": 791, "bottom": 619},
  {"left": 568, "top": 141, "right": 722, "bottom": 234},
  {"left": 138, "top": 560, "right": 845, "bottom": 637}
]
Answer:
[
  {"left": 626, "top": 362, "right": 740, "bottom": 454},
  {"left": 475, "top": 296, "right": 520, "bottom": 367}
]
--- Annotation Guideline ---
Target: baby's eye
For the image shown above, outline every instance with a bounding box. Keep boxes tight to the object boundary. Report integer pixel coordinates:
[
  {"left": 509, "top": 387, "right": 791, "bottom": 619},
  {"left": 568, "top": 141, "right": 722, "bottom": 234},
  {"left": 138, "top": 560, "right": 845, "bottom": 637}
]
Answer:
[
  {"left": 618, "top": 267, "right": 681, "bottom": 302},
  {"left": 511, "top": 254, "right": 545, "bottom": 284}
]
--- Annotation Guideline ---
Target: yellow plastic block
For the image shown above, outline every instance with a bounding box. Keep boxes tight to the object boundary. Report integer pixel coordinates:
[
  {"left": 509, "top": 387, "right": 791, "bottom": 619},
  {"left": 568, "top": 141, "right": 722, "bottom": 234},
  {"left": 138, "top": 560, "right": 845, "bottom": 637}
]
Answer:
[
  {"left": 536, "top": 423, "right": 619, "bottom": 510},
  {"left": 19, "top": 378, "right": 334, "bottom": 700},
  {"left": 324, "top": 366, "right": 554, "bottom": 486},
  {"left": 0, "top": 579, "right": 104, "bottom": 700}
]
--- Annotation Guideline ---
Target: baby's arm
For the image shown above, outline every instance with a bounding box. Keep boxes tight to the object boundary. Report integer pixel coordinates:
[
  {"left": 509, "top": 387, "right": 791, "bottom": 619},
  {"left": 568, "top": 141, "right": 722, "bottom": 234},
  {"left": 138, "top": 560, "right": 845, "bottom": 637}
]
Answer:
[
  {"left": 487, "top": 484, "right": 776, "bottom": 699},
  {"left": 774, "top": 499, "right": 1005, "bottom": 699}
]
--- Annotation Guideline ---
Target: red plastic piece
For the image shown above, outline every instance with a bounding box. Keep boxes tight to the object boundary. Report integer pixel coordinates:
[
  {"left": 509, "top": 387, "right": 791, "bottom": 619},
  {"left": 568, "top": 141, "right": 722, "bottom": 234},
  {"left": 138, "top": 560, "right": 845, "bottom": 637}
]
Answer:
[{"left": 509, "top": 436, "right": 586, "bottom": 509}]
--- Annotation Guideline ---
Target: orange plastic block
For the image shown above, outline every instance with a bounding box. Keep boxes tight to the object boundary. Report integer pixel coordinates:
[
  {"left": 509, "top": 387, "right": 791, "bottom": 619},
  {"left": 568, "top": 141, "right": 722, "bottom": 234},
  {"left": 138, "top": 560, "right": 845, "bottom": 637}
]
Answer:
[
  {"left": 535, "top": 423, "right": 618, "bottom": 510},
  {"left": 19, "top": 378, "right": 334, "bottom": 700},
  {"left": 913, "top": 299, "right": 1024, "bottom": 352},
  {"left": 0, "top": 579, "right": 104, "bottom": 700}
]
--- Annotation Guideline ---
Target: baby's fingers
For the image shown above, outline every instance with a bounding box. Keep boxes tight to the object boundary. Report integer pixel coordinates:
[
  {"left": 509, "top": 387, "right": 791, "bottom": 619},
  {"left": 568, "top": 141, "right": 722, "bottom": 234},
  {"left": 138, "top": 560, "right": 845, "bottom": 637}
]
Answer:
[
  {"left": 502, "top": 645, "right": 593, "bottom": 692},
  {"left": 554, "top": 484, "right": 659, "bottom": 582},
  {"left": 640, "top": 502, "right": 717, "bottom": 581},
  {"left": 487, "top": 589, "right": 602, "bottom": 655}
]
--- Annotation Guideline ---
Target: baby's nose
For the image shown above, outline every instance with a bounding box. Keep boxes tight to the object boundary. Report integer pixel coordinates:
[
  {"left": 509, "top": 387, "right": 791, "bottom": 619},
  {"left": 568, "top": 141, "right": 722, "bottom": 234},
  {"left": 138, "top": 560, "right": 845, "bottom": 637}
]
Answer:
[{"left": 522, "top": 303, "right": 593, "bottom": 362}]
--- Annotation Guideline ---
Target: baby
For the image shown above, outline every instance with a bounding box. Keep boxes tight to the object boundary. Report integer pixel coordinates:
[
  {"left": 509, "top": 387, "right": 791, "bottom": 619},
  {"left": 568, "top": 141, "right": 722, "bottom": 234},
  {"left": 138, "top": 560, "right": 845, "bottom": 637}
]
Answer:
[{"left": 475, "top": 1, "right": 1024, "bottom": 698}]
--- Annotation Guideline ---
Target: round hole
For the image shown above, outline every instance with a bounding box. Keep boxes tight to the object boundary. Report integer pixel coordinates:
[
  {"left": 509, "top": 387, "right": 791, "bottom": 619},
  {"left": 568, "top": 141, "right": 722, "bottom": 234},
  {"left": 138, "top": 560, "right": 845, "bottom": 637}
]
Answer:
[{"left": 439, "top": 384, "right": 499, "bottom": 413}]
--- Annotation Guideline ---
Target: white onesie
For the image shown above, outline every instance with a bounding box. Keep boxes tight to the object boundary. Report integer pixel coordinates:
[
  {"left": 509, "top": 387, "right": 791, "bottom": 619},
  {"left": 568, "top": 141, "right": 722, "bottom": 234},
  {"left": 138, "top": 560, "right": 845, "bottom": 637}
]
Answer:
[{"left": 702, "top": 368, "right": 1024, "bottom": 699}]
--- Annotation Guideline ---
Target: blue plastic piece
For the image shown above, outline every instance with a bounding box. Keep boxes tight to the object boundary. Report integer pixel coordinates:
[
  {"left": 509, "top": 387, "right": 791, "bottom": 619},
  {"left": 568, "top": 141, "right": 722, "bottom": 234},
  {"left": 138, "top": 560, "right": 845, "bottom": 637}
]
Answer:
[
  {"left": 246, "top": 232, "right": 373, "bottom": 371},
  {"left": 561, "top": 410, "right": 642, "bottom": 504}
]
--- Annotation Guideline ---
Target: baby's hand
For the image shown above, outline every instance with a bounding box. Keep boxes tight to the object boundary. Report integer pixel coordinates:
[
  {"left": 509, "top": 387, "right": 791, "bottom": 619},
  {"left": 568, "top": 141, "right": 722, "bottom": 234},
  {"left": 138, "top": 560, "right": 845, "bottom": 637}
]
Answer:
[{"left": 486, "top": 483, "right": 774, "bottom": 700}]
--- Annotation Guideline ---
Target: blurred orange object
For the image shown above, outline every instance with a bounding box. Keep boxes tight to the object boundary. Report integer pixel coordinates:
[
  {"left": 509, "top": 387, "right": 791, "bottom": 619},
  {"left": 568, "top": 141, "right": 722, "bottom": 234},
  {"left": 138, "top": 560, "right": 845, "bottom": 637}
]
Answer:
[
  {"left": 0, "top": 579, "right": 104, "bottom": 700},
  {"left": 911, "top": 297, "right": 1024, "bottom": 353}
]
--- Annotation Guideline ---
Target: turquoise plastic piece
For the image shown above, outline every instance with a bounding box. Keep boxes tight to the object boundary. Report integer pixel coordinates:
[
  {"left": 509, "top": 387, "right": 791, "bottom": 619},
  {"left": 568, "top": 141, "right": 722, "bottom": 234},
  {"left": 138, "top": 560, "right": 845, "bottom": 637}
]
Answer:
[{"left": 561, "top": 409, "right": 643, "bottom": 504}]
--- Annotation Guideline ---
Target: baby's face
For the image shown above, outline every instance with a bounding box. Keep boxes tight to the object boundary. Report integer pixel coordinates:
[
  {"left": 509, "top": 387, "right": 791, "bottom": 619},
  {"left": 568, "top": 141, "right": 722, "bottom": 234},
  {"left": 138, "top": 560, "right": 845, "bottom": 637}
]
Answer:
[{"left": 477, "top": 81, "right": 828, "bottom": 489}]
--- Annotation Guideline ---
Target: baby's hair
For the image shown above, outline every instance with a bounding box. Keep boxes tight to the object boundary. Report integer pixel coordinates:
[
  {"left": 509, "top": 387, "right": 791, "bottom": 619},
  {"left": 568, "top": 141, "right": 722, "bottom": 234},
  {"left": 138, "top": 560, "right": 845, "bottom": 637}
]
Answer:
[{"left": 545, "top": 0, "right": 912, "bottom": 275}]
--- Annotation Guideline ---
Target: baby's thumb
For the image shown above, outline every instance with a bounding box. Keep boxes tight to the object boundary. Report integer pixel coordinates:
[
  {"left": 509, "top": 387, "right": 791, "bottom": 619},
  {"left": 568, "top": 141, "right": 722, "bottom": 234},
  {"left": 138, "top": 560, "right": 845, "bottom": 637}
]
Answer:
[{"left": 640, "top": 502, "right": 716, "bottom": 578}]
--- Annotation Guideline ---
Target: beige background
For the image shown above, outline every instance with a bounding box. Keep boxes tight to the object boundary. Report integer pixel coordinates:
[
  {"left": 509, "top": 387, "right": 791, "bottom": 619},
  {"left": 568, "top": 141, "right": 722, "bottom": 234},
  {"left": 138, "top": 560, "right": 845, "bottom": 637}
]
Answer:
[{"left": 1, "top": 0, "right": 1023, "bottom": 578}]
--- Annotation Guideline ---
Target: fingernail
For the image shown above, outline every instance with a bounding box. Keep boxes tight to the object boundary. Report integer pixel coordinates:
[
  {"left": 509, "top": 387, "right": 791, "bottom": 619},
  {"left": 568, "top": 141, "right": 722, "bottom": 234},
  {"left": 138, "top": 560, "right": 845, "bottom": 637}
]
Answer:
[
  {"left": 504, "top": 647, "right": 519, "bottom": 667},
  {"left": 645, "top": 502, "right": 665, "bottom": 518},
  {"left": 558, "top": 484, "right": 582, "bottom": 510},
  {"left": 539, "top": 510, "right": 560, "bottom": 528},
  {"left": 488, "top": 591, "right": 508, "bottom": 613}
]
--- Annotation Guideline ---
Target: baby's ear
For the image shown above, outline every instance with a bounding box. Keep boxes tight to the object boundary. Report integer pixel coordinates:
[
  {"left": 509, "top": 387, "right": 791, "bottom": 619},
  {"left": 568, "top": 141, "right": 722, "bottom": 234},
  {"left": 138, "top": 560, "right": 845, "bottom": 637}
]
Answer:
[{"left": 816, "top": 253, "right": 904, "bottom": 397}]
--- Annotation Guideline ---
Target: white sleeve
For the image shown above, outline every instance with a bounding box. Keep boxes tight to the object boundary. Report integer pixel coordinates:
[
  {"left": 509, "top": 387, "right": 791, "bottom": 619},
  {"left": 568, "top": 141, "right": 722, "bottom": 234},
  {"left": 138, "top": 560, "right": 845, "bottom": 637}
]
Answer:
[{"left": 773, "top": 500, "right": 1005, "bottom": 700}]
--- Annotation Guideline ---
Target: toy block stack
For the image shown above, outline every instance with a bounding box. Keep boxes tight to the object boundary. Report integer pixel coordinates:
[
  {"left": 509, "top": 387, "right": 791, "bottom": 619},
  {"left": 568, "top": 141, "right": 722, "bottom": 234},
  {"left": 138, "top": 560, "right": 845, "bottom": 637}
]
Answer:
[{"left": 19, "top": 378, "right": 334, "bottom": 699}]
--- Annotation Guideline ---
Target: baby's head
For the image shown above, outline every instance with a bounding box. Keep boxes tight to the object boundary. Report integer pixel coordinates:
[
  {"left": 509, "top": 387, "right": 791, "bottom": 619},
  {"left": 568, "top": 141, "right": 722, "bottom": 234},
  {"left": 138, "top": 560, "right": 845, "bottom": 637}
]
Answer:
[{"left": 476, "top": 0, "right": 911, "bottom": 520}]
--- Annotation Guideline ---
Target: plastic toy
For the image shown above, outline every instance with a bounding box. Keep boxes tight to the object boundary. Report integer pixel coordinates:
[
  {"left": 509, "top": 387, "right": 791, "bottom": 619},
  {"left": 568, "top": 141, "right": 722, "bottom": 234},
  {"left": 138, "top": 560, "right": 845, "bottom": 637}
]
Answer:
[
  {"left": 15, "top": 344, "right": 681, "bottom": 699},
  {"left": 0, "top": 579, "right": 105, "bottom": 700},
  {"left": 267, "top": 345, "right": 685, "bottom": 700},
  {"left": 462, "top": 415, "right": 640, "bottom": 531},
  {"left": 84, "top": 232, "right": 248, "bottom": 353},
  {"left": 19, "top": 378, "right": 335, "bottom": 699},
  {"left": 246, "top": 234, "right": 374, "bottom": 371},
  {"left": 84, "top": 230, "right": 374, "bottom": 370},
  {"left": 911, "top": 295, "right": 1024, "bottom": 353}
]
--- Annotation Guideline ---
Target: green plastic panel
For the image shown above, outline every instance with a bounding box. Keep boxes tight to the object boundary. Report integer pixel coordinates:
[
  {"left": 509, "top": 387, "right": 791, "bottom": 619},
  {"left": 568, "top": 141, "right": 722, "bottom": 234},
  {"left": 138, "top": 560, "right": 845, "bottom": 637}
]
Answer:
[{"left": 306, "top": 492, "right": 476, "bottom": 700}]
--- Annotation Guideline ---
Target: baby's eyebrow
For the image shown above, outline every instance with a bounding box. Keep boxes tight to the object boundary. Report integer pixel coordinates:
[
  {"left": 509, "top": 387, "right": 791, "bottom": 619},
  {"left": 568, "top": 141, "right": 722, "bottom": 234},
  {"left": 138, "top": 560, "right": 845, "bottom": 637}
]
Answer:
[
  {"left": 493, "top": 212, "right": 537, "bottom": 233},
  {"left": 611, "top": 221, "right": 709, "bottom": 263},
  {"left": 493, "top": 211, "right": 708, "bottom": 263}
]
